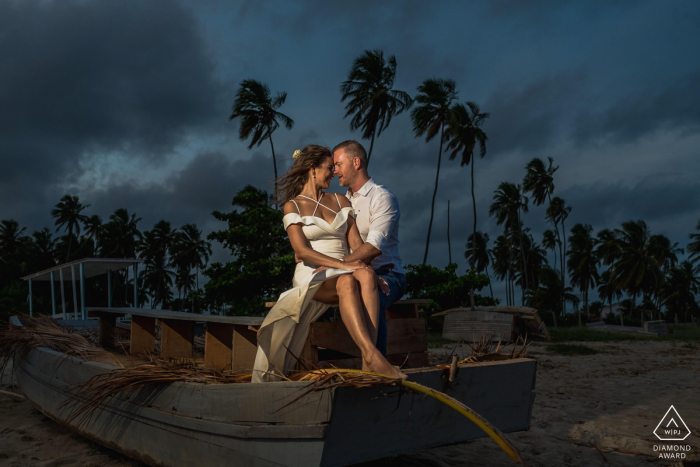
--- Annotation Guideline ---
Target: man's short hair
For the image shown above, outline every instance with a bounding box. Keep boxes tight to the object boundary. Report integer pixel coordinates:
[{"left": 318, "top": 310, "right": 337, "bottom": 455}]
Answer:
[{"left": 332, "top": 140, "right": 367, "bottom": 168}]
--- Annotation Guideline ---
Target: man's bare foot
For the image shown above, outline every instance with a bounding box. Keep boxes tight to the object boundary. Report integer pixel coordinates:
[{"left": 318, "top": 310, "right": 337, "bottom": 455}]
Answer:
[{"left": 362, "top": 350, "right": 407, "bottom": 379}]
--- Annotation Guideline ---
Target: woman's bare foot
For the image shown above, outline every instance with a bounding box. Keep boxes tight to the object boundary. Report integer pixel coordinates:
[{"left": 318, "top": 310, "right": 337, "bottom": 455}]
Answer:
[{"left": 362, "top": 349, "right": 407, "bottom": 379}]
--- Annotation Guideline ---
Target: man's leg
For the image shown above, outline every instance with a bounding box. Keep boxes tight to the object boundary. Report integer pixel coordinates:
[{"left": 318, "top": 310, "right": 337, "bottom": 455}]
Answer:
[{"left": 375, "top": 270, "right": 407, "bottom": 356}]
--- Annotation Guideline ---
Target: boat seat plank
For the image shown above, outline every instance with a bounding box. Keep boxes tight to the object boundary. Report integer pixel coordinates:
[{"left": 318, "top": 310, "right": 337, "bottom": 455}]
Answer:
[
  {"left": 130, "top": 315, "right": 156, "bottom": 355},
  {"left": 161, "top": 319, "right": 194, "bottom": 359},
  {"left": 232, "top": 325, "right": 258, "bottom": 372},
  {"left": 87, "top": 307, "right": 265, "bottom": 326},
  {"left": 204, "top": 323, "right": 234, "bottom": 371}
]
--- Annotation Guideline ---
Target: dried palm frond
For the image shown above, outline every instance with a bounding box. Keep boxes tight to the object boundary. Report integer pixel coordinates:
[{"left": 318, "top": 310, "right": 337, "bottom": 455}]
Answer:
[
  {"left": 459, "top": 334, "right": 530, "bottom": 364},
  {"left": 0, "top": 315, "right": 108, "bottom": 376}
]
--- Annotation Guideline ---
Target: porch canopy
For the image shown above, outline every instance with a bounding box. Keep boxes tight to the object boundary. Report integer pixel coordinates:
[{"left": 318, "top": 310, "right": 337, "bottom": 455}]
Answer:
[
  {"left": 21, "top": 258, "right": 143, "bottom": 319},
  {"left": 21, "top": 258, "right": 142, "bottom": 282}
]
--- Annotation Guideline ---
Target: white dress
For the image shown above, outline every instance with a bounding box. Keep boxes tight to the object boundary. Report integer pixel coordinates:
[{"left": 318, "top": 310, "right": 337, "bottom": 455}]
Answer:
[{"left": 252, "top": 194, "right": 354, "bottom": 383}]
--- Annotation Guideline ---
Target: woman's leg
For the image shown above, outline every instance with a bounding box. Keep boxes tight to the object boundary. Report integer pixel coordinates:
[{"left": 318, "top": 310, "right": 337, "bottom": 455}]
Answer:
[{"left": 351, "top": 268, "right": 380, "bottom": 345}]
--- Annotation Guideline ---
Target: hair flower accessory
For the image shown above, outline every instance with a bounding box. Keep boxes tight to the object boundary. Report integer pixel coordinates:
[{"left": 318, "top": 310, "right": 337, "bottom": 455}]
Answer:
[{"left": 292, "top": 149, "right": 302, "bottom": 160}]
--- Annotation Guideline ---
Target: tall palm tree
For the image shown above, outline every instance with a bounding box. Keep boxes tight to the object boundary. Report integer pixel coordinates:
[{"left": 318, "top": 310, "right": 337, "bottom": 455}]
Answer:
[
  {"left": 340, "top": 49, "right": 413, "bottom": 165},
  {"left": 489, "top": 182, "right": 530, "bottom": 295},
  {"left": 530, "top": 266, "right": 579, "bottom": 319},
  {"left": 567, "top": 223, "right": 600, "bottom": 325},
  {"left": 613, "top": 220, "right": 662, "bottom": 325},
  {"left": 411, "top": 78, "right": 457, "bottom": 264},
  {"left": 229, "top": 79, "right": 294, "bottom": 193},
  {"left": 523, "top": 157, "right": 560, "bottom": 266},
  {"left": 597, "top": 269, "right": 623, "bottom": 318},
  {"left": 490, "top": 233, "right": 513, "bottom": 306},
  {"left": 172, "top": 224, "right": 212, "bottom": 312},
  {"left": 29, "top": 228, "right": 56, "bottom": 271},
  {"left": 466, "top": 231, "right": 494, "bottom": 300},
  {"left": 542, "top": 229, "right": 559, "bottom": 270},
  {"left": 688, "top": 220, "right": 700, "bottom": 264},
  {"left": 546, "top": 197, "right": 571, "bottom": 311},
  {"left": 445, "top": 102, "right": 489, "bottom": 264},
  {"left": 51, "top": 195, "right": 89, "bottom": 261}
]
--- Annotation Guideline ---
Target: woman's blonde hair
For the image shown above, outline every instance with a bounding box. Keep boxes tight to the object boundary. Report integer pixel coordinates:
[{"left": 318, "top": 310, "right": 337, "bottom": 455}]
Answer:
[{"left": 274, "top": 145, "right": 332, "bottom": 206}]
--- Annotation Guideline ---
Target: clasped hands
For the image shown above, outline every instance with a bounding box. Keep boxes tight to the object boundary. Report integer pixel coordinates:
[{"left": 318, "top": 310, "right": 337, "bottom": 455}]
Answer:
[{"left": 296, "top": 252, "right": 390, "bottom": 296}]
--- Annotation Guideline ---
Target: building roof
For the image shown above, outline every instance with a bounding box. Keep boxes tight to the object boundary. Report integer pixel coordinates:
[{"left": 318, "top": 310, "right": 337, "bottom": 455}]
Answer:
[{"left": 21, "top": 258, "right": 143, "bottom": 282}]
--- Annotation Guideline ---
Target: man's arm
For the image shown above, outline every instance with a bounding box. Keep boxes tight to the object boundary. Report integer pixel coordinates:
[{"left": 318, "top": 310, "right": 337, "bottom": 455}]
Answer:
[
  {"left": 343, "top": 242, "right": 381, "bottom": 263},
  {"left": 343, "top": 192, "right": 397, "bottom": 264}
]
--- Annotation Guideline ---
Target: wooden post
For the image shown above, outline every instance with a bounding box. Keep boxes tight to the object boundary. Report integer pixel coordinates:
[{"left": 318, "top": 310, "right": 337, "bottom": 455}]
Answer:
[
  {"left": 71, "top": 264, "right": 78, "bottom": 319},
  {"left": 107, "top": 270, "right": 112, "bottom": 308},
  {"left": 161, "top": 319, "right": 194, "bottom": 359},
  {"left": 130, "top": 315, "right": 156, "bottom": 355},
  {"left": 133, "top": 263, "right": 138, "bottom": 307},
  {"left": 231, "top": 325, "right": 258, "bottom": 372},
  {"left": 204, "top": 323, "right": 233, "bottom": 371},
  {"left": 28, "top": 278, "right": 33, "bottom": 316},
  {"left": 80, "top": 262, "right": 86, "bottom": 320},
  {"left": 59, "top": 268, "right": 66, "bottom": 319},
  {"left": 50, "top": 271, "right": 56, "bottom": 316},
  {"left": 98, "top": 314, "right": 117, "bottom": 348}
]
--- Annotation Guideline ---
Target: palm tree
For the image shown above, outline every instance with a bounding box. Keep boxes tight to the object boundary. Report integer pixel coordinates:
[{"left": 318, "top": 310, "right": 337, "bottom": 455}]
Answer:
[
  {"left": 530, "top": 266, "right": 579, "bottom": 319},
  {"left": 567, "top": 224, "right": 600, "bottom": 325},
  {"left": 0, "top": 219, "right": 27, "bottom": 260},
  {"left": 542, "top": 229, "right": 559, "bottom": 269},
  {"left": 445, "top": 102, "right": 489, "bottom": 264},
  {"left": 466, "top": 231, "right": 494, "bottom": 300},
  {"left": 489, "top": 182, "right": 530, "bottom": 296},
  {"left": 546, "top": 197, "right": 572, "bottom": 311},
  {"left": 340, "top": 49, "right": 413, "bottom": 165},
  {"left": 613, "top": 220, "right": 662, "bottom": 325},
  {"left": 172, "top": 224, "right": 212, "bottom": 312},
  {"left": 411, "top": 78, "right": 457, "bottom": 264},
  {"left": 688, "top": 220, "right": 700, "bottom": 264},
  {"left": 490, "top": 233, "right": 514, "bottom": 306},
  {"left": 229, "top": 79, "right": 294, "bottom": 193},
  {"left": 660, "top": 261, "right": 700, "bottom": 323},
  {"left": 523, "top": 156, "right": 560, "bottom": 266},
  {"left": 51, "top": 195, "right": 89, "bottom": 261},
  {"left": 597, "top": 269, "right": 623, "bottom": 318},
  {"left": 29, "top": 228, "right": 56, "bottom": 271}
]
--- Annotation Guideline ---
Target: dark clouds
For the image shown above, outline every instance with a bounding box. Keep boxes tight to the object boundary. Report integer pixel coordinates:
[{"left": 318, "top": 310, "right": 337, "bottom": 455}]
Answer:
[{"left": 0, "top": 0, "right": 223, "bottom": 221}]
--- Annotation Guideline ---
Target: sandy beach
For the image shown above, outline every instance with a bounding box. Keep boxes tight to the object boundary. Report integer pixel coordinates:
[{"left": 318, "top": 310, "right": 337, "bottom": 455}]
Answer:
[{"left": 2, "top": 340, "right": 698, "bottom": 467}]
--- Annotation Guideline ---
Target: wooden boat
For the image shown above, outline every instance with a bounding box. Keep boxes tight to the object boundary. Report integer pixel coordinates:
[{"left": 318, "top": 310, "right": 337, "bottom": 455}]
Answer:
[
  {"left": 10, "top": 260, "right": 537, "bottom": 466},
  {"left": 434, "top": 306, "right": 551, "bottom": 342}
]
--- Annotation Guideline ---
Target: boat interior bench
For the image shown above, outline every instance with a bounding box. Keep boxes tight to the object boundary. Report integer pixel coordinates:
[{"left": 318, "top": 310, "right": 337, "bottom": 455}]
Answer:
[
  {"left": 87, "top": 308, "right": 263, "bottom": 372},
  {"left": 265, "top": 298, "right": 432, "bottom": 370}
]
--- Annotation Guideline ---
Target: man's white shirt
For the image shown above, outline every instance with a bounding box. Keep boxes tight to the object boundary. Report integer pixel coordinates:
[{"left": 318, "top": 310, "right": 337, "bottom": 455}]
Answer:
[{"left": 345, "top": 178, "right": 404, "bottom": 275}]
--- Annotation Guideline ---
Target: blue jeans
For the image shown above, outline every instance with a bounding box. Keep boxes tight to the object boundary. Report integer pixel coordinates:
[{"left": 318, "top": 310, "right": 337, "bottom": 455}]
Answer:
[{"left": 374, "top": 269, "right": 407, "bottom": 356}]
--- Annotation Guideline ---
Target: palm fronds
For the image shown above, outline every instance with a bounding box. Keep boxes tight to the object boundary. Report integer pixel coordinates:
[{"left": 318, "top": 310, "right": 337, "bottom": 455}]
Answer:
[{"left": 0, "top": 315, "right": 107, "bottom": 376}]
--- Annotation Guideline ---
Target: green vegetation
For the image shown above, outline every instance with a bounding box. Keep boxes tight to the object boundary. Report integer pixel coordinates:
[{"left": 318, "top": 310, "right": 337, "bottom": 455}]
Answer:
[{"left": 547, "top": 344, "right": 598, "bottom": 356}]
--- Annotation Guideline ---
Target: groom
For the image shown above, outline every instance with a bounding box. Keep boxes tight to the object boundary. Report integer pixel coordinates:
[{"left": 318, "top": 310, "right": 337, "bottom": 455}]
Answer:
[{"left": 332, "top": 140, "right": 407, "bottom": 355}]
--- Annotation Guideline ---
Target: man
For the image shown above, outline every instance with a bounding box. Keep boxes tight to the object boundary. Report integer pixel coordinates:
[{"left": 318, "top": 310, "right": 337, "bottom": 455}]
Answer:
[{"left": 332, "top": 140, "right": 406, "bottom": 355}]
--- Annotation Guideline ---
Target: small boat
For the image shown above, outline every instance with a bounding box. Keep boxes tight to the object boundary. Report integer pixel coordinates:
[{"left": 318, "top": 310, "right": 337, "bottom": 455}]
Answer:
[
  {"left": 434, "top": 306, "right": 551, "bottom": 342},
  {"left": 8, "top": 260, "right": 537, "bottom": 467}
]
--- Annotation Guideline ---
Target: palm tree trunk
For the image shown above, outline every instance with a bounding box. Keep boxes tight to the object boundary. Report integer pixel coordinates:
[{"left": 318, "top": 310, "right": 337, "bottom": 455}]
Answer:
[
  {"left": 66, "top": 227, "right": 73, "bottom": 262},
  {"left": 366, "top": 130, "right": 376, "bottom": 166},
  {"left": 517, "top": 212, "right": 529, "bottom": 294},
  {"left": 471, "top": 155, "right": 477, "bottom": 265},
  {"left": 486, "top": 267, "right": 494, "bottom": 300},
  {"left": 561, "top": 219, "right": 568, "bottom": 315},
  {"left": 422, "top": 125, "right": 444, "bottom": 265},
  {"left": 447, "top": 200, "right": 452, "bottom": 264},
  {"left": 269, "top": 136, "right": 278, "bottom": 197}
]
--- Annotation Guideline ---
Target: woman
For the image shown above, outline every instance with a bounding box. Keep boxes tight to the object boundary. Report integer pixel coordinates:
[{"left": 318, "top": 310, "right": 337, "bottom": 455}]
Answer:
[{"left": 252, "top": 145, "right": 406, "bottom": 382}]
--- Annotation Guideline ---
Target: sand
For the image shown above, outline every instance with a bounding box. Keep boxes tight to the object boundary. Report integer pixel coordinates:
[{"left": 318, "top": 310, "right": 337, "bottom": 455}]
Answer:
[{"left": 1, "top": 340, "right": 699, "bottom": 467}]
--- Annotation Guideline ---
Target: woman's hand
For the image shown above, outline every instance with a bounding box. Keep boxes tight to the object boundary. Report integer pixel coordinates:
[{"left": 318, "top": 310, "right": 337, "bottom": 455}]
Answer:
[{"left": 343, "top": 260, "right": 369, "bottom": 271}]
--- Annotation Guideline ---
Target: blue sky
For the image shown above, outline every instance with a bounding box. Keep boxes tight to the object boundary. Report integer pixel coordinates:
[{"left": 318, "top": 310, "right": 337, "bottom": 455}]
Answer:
[{"left": 1, "top": 0, "right": 699, "bottom": 303}]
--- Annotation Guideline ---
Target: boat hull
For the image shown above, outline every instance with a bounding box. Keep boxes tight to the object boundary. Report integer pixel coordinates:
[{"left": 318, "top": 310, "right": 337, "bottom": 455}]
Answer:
[{"left": 15, "top": 347, "right": 536, "bottom": 467}]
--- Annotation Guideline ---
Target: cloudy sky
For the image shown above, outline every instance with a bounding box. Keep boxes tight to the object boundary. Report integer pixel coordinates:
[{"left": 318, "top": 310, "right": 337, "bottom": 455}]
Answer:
[{"left": 2, "top": 0, "right": 699, "bottom": 301}]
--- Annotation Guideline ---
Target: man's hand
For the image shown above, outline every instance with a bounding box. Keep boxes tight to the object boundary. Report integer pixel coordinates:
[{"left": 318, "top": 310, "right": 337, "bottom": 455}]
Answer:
[{"left": 377, "top": 276, "right": 390, "bottom": 296}]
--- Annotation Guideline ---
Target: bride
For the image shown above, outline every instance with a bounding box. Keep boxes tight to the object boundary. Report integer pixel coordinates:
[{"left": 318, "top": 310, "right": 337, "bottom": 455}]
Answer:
[{"left": 252, "top": 145, "right": 406, "bottom": 382}]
